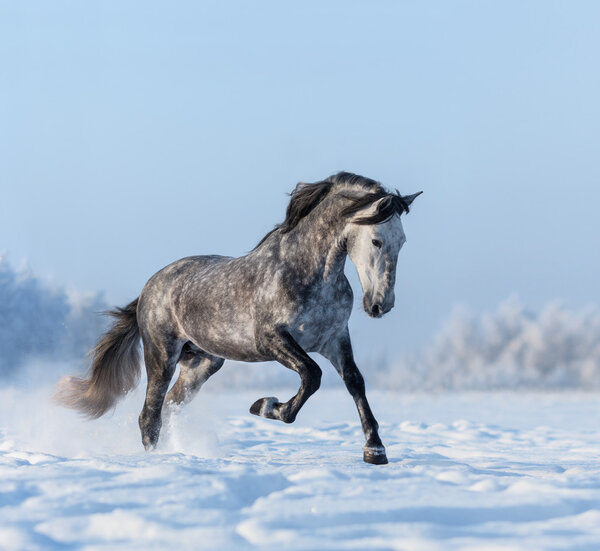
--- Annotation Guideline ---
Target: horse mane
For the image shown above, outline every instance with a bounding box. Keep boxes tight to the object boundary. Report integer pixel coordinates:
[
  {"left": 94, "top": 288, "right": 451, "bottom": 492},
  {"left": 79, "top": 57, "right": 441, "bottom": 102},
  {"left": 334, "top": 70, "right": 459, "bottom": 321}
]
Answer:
[{"left": 254, "top": 172, "right": 411, "bottom": 248}]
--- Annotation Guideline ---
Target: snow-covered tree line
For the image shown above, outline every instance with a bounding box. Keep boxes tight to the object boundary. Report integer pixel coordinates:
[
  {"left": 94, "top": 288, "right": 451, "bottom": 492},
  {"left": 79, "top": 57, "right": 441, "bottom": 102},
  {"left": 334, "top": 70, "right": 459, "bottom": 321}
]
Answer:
[
  {"left": 0, "top": 256, "right": 107, "bottom": 378},
  {"left": 377, "top": 298, "right": 600, "bottom": 391},
  {"left": 1, "top": 257, "right": 599, "bottom": 390}
]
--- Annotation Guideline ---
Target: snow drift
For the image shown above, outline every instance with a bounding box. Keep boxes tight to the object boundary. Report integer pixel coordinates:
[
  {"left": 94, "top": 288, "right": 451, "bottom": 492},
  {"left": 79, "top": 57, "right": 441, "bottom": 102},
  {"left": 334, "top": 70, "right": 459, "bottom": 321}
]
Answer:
[{"left": 3, "top": 389, "right": 600, "bottom": 551}]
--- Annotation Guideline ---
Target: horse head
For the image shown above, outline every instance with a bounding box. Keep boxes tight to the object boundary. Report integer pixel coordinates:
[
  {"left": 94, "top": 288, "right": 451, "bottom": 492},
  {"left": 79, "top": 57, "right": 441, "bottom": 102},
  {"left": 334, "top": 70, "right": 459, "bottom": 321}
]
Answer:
[{"left": 344, "top": 190, "right": 422, "bottom": 318}]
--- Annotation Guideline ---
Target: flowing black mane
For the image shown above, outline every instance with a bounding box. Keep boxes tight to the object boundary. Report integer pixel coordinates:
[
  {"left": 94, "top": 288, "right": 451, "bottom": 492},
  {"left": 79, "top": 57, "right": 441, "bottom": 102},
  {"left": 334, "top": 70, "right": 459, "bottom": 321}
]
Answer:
[{"left": 255, "top": 172, "right": 411, "bottom": 248}]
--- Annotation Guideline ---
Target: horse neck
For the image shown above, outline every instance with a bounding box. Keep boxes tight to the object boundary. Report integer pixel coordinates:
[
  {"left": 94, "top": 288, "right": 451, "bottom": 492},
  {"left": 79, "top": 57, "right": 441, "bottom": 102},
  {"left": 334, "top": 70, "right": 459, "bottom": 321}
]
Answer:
[{"left": 279, "top": 207, "right": 348, "bottom": 281}]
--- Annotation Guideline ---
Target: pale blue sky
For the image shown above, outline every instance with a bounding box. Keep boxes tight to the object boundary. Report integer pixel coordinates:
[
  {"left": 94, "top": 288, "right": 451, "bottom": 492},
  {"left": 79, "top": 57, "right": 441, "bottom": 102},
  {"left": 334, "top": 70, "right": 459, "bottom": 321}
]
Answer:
[{"left": 1, "top": 1, "right": 599, "bottom": 360}]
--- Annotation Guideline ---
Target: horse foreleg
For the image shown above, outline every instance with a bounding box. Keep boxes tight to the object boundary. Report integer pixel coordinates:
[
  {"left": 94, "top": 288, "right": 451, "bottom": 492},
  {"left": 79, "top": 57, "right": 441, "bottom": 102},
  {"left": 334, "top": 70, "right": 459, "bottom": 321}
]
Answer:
[
  {"left": 322, "top": 329, "right": 387, "bottom": 465},
  {"left": 250, "top": 328, "right": 321, "bottom": 424}
]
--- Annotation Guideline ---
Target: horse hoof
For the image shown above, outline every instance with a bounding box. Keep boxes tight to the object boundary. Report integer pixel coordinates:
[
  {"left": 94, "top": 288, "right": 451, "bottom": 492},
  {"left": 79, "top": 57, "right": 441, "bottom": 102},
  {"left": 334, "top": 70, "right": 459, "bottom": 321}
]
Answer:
[
  {"left": 142, "top": 439, "right": 157, "bottom": 452},
  {"left": 363, "top": 447, "right": 388, "bottom": 465},
  {"left": 250, "top": 397, "right": 279, "bottom": 419}
]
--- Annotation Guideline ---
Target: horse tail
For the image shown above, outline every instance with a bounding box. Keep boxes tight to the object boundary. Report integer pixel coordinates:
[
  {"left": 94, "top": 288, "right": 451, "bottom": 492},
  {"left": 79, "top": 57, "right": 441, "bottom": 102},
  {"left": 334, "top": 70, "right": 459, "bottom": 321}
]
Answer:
[{"left": 55, "top": 298, "right": 141, "bottom": 419}]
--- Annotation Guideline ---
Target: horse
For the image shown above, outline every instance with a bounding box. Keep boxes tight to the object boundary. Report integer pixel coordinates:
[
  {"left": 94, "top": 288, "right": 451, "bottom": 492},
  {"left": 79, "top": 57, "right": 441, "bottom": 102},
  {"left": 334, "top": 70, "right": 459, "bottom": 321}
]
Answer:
[{"left": 56, "top": 172, "right": 421, "bottom": 464}]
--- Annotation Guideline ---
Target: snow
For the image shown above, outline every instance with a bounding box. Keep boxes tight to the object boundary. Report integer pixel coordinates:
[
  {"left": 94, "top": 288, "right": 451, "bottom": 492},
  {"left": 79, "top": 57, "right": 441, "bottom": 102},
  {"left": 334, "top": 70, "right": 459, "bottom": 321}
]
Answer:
[{"left": 2, "top": 383, "right": 600, "bottom": 550}]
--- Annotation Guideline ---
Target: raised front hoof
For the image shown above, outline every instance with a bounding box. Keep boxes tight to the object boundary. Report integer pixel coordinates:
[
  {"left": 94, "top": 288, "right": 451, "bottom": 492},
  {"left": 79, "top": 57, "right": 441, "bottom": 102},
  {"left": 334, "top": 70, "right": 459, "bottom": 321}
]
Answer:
[
  {"left": 363, "top": 447, "right": 388, "bottom": 465},
  {"left": 250, "top": 397, "right": 280, "bottom": 420}
]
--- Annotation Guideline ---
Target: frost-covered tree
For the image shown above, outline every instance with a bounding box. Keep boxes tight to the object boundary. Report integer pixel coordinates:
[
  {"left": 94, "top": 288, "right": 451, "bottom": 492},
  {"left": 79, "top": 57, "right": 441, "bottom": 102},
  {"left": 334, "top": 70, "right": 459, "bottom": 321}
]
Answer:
[
  {"left": 380, "top": 298, "right": 600, "bottom": 391},
  {"left": 0, "top": 257, "right": 107, "bottom": 378}
]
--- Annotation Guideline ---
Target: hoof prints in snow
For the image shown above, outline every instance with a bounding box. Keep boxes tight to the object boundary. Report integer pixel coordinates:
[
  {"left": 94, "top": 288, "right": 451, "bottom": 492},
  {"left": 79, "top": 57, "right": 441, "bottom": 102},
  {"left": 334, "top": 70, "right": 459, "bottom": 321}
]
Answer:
[{"left": 2, "top": 390, "right": 600, "bottom": 549}]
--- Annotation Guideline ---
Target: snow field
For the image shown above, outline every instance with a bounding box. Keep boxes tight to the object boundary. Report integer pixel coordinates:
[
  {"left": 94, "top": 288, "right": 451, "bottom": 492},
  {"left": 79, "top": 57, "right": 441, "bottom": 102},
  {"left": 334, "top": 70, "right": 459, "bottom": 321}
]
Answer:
[{"left": 1, "top": 385, "right": 600, "bottom": 550}]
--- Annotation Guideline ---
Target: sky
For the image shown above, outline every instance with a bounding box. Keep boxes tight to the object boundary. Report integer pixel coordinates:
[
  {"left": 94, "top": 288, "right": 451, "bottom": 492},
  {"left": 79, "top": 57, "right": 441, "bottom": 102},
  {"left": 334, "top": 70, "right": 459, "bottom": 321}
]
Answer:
[{"left": 1, "top": 1, "right": 599, "bottom": 361}]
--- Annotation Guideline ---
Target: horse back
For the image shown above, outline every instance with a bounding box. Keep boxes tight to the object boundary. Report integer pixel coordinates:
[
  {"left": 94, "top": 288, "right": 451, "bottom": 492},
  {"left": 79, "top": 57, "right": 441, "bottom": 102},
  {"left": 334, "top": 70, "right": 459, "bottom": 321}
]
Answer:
[{"left": 138, "top": 255, "right": 264, "bottom": 361}]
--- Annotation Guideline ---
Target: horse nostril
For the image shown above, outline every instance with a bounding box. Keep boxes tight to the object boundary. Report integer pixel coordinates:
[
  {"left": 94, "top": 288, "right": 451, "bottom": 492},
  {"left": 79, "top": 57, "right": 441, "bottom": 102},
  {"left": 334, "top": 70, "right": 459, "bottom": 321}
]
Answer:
[{"left": 371, "top": 304, "right": 381, "bottom": 317}]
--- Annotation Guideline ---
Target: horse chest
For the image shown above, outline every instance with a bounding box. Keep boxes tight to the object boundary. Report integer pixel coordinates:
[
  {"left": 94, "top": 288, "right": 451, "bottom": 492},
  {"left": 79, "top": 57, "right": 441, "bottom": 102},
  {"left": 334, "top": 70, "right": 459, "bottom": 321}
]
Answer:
[{"left": 290, "top": 283, "right": 353, "bottom": 351}]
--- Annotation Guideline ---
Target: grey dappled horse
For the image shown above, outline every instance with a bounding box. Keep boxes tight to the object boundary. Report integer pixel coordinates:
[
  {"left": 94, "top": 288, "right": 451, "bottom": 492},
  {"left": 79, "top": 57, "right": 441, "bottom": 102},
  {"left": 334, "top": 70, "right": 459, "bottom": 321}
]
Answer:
[{"left": 56, "top": 172, "right": 421, "bottom": 464}]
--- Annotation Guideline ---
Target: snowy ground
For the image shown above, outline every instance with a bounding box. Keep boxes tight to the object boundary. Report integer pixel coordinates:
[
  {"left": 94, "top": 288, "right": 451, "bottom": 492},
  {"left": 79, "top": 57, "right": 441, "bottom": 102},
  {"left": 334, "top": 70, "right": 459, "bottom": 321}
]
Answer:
[{"left": 1, "top": 383, "right": 600, "bottom": 551}]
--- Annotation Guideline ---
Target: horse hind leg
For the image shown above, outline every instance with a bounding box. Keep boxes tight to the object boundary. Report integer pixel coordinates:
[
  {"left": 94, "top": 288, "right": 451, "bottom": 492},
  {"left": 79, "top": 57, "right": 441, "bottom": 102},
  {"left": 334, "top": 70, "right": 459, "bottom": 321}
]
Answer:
[
  {"left": 138, "top": 335, "right": 183, "bottom": 450},
  {"left": 165, "top": 346, "right": 224, "bottom": 407}
]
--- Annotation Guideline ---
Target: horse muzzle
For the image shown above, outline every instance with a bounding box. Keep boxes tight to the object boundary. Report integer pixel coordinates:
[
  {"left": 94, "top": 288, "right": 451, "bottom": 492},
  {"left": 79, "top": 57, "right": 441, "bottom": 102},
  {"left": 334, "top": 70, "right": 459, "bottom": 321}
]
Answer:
[{"left": 363, "top": 294, "right": 394, "bottom": 319}]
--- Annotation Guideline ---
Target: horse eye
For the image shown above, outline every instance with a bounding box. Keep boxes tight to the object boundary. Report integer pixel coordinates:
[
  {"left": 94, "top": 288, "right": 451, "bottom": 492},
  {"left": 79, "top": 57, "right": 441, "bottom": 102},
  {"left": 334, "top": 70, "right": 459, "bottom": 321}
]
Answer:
[{"left": 372, "top": 239, "right": 382, "bottom": 249}]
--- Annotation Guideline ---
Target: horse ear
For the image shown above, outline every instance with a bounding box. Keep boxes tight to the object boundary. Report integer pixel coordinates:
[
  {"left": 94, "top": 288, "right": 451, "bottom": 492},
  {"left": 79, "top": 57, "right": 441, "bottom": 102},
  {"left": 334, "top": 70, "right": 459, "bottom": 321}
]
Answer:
[{"left": 402, "top": 191, "right": 423, "bottom": 207}]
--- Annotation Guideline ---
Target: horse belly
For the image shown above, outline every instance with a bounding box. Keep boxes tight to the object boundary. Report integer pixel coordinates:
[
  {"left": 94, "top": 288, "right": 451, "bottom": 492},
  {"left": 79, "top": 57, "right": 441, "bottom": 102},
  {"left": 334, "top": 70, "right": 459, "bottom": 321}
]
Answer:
[{"left": 182, "top": 308, "right": 263, "bottom": 362}]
